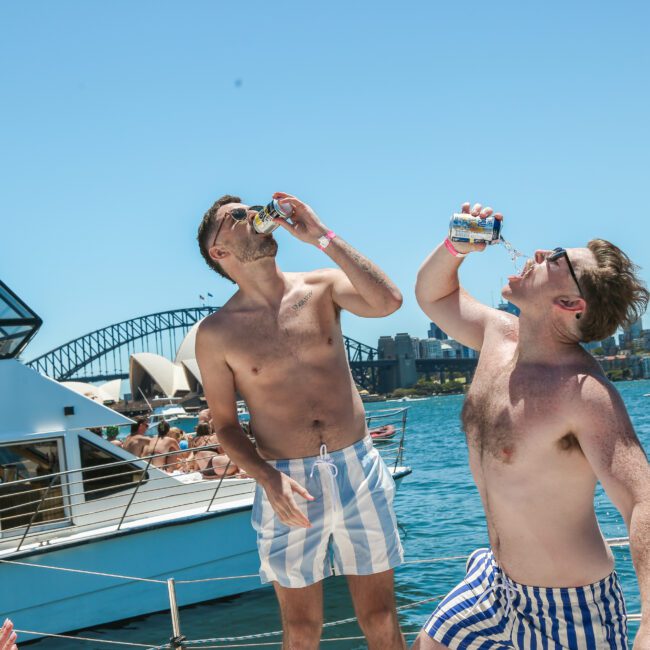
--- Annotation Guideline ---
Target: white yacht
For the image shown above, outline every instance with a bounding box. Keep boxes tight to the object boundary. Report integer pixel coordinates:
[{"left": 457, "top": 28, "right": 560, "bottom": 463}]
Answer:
[{"left": 0, "top": 281, "right": 412, "bottom": 642}]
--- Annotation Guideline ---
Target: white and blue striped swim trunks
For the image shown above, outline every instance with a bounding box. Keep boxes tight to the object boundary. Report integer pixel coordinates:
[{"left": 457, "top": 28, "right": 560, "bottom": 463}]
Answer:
[
  {"left": 424, "top": 548, "right": 628, "bottom": 649},
  {"left": 251, "top": 436, "right": 403, "bottom": 588}
]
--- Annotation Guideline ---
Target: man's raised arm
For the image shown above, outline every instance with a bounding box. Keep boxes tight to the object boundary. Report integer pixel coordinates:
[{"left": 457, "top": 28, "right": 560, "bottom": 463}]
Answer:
[
  {"left": 271, "top": 191, "right": 402, "bottom": 317},
  {"left": 415, "top": 202, "right": 508, "bottom": 351},
  {"left": 195, "top": 320, "right": 314, "bottom": 528}
]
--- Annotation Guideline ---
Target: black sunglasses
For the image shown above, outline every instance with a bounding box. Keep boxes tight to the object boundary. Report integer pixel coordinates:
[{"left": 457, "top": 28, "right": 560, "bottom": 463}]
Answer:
[
  {"left": 211, "top": 206, "right": 263, "bottom": 248},
  {"left": 547, "top": 247, "right": 584, "bottom": 298}
]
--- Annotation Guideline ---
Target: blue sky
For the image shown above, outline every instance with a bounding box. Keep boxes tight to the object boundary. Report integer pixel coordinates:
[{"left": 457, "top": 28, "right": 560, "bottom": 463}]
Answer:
[{"left": 2, "top": 0, "right": 649, "bottom": 359}]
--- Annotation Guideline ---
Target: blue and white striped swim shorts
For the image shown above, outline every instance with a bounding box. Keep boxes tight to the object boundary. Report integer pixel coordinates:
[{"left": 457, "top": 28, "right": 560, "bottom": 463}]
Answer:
[
  {"left": 251, "top": 436, "right": 403, "bottom": 588},
  {"left": 424, "top": 548, "right": 628, "bottom": 649}
]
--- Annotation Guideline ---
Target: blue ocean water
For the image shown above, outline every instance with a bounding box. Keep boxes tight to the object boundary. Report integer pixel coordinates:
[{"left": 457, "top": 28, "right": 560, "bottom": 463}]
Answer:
[{"left": 31, "top": 381, "right": 648, "bottom": 649}]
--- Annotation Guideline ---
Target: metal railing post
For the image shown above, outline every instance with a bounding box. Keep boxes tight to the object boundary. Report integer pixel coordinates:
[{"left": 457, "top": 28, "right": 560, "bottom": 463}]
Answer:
[
  {"left": 16, "top": 474, "right": 58, "bottom": 552},
  {"left": 117, "top": 456, "right": 153, "bottom": 531},
  {"left": 205, "top": 461, "right": 232, "bottom": 513},
  {"left": 167, "top": 578, "right": 186, "bottom": 649}
]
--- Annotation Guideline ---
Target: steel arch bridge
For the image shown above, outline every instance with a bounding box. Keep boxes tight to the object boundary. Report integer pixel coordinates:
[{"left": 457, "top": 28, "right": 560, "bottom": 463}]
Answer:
[{"left": 27, "top": 306, "right": 384, "bottom": 390}]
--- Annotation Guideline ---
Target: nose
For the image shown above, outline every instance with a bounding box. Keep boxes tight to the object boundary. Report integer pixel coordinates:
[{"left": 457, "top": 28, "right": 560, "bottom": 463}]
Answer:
[{"left": 534, "top": 249, "right": 550, "bottom": 263}]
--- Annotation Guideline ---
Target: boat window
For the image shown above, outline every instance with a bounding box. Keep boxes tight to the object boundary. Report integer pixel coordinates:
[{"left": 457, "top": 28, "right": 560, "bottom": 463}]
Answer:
[
  {"left": 0, "top": 440, "right": 68, "bottom": 533},
  {"left": 79, "top": 438, "right": 148, "bottom": 501}
]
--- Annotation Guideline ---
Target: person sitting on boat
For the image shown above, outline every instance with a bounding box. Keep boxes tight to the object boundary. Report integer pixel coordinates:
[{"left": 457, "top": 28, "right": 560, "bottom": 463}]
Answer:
[
  {"left": 169, "top": 427, "right": 192, "bottom": 472},
  {"left": 413, "top": 202, "right": 650, "bottom": 649},
  {"left": 123, "top": 416, "right": 151, "bottom": 457},
  {"left": 191, "top": 422, "right": 238, "bottom": 479},
  {"left": 106, "top": 426, "right": 123, "bottom": 448},
  {"left": 197, "top": 408, "right": 212, "bottom": 427},
  {"left": 0, "top": 619, "right": 18, "bottom": 650},
  {"left": 195, "top": 192, "right": 406, "bottom": 649},
  {"left": 145, "top": 420, "right": 181, "bottom": 473}
]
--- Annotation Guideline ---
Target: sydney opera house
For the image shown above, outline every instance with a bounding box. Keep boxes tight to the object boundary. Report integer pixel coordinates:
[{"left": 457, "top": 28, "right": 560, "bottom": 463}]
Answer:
[{"left": 63, "top": 322, "right": 204, "bottom": 404}]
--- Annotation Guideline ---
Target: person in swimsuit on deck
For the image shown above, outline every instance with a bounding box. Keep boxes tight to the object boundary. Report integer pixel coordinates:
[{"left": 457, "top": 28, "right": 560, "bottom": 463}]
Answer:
[
  {"left": 192, "top": 422, "right": 238, "bottom": 479},
  {"left": 145, "top": 420, "right": 181, "bottom": 473},
  {"left": 195, "top": 192, "right": 406, "bottom": 649},
  {"left": 413, "top": 202, "right": 650, "bottom": 649}
]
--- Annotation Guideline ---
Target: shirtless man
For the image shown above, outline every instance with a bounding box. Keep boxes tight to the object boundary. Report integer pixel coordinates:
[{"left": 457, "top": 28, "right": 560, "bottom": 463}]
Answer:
[
  {"left": 413, "top": 202, "right": 650, "bottom": 649},
  {"left": 146, "top": 420, "right": 181, "bottom": 472},
  {"left": 122, "top": 416, "right": 150, "bottom": 457},
  {"left": 195, "top": 192, "right": 405, "bottom": 649}
]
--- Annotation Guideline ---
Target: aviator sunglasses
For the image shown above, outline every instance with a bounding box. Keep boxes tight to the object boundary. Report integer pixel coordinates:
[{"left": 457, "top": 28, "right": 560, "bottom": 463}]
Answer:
[
  {"left": 211, "top": 205, "right": 264, "bottom": 247},
  {"left": 547, "top": 247, "right": 584, "bottom": 298}
]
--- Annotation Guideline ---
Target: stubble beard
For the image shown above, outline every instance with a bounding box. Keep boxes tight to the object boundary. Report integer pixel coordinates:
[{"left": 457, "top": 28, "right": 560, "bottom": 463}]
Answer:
[{"left": 233, "top": 235, "right": 278, "bottom": 264}]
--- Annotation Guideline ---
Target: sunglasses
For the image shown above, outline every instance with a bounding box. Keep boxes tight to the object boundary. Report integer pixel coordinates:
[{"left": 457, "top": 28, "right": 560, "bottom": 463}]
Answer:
[
  {"left": 211, "top": 206, "right": 263, "bottom": 248},
  {"left": 547, "top": 247, "right": 584, "bottom": 298}
]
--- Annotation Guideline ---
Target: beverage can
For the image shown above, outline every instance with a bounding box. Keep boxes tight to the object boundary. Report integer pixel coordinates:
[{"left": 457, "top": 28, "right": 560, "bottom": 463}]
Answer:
[
  {"left": 252, "top": 199, "right": 293, "bottom": 234},
  {"left": 449, "top": 213, "right": 502, "bottom": 245}
]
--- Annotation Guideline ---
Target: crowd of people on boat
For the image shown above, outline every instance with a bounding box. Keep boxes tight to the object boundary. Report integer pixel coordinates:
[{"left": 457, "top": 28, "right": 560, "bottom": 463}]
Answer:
[{"left": 88, "top": 409, "right": 244, "bottom": 479}]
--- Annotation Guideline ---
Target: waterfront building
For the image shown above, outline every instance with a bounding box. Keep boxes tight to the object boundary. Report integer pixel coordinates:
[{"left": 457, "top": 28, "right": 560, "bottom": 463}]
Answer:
[
  {"left": 411, "top": 337, "right": 421, "bottom": 360},
  {"left": 446, "top": 339, "right": 478, "bottom": 359},
  {"left": 420, "top": 338, "right": 443, "bottom": 359},
  {"left": 129, "top": 322, "right": 203, "bottom": 400},
  {"left": 601, "top": 336, "right": 618, "bottom": 355},
  {"left": 427, "top": 322, "right": 448, "bottom": 340},
  {"left": 642, "top": 356, "right": 650, "bottom": 379}
]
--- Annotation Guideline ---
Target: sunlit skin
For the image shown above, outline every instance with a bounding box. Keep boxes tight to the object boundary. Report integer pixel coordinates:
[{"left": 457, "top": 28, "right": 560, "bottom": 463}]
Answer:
[
  {"left": 195, "top": 192, "right": 406, "bottom": 650},
  {"left": 0, "top": 619, "right": 18, "bottom": 650},
  {"left": 413, "top": 202, "right": 650, "bottom": 650}
]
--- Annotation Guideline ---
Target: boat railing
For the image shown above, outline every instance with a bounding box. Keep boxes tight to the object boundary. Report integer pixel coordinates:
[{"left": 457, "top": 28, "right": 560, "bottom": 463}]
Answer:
[
  {"left": 0, "top": 444, "right": 254, "bottom": 550},
  {"left": 365, "top": 406, "right": 409, "bottom": 471},
  {"left": 1, "top": 412, "right": 410, "bottom": 549}
]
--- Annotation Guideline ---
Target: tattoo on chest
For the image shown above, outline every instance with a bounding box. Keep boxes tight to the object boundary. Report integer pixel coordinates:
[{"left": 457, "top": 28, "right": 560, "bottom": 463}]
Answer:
[{"left": 292, "top": 290, "right": 313, "bottom": 312}]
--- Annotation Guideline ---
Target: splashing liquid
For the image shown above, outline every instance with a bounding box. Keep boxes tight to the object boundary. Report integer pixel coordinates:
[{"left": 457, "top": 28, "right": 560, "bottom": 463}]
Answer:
[{"left": 500, "top": 237, "right": 529, "bottom": 275}]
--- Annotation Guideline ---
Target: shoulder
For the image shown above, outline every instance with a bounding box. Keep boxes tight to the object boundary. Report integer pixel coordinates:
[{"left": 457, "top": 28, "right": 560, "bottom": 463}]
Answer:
[
  {"left": 285, "top": 269, "right": 339, "bottom": 287},
  {"left": 570, "top": 371, "right": 635, "bottom": 440}
]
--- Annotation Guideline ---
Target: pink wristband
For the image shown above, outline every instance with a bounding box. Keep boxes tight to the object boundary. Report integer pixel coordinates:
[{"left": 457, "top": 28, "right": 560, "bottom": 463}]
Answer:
[
  {"left": 318, "top": 230, "right": 337, "bottom": 251},
  {"left": 444, "top": 237, "right": 467, "bottom": 258}
]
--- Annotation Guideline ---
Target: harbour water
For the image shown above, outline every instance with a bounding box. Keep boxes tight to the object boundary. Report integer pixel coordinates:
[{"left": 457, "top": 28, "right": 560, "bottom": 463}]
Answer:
[{"left": 31, "top": 381, "right": 648, "bottom": 648}]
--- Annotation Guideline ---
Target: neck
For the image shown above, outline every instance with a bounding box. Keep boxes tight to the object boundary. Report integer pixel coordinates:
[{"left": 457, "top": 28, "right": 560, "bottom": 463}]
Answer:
[
  {"left": 233, "top": 258, "right": 286, "bottom": 306},
  {"left": 515, "top": 311, "right": 582, "bottom": 364}
]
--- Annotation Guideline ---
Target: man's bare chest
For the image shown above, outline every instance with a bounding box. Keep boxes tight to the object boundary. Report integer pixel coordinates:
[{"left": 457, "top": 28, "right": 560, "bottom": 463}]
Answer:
[
  {"left": 462, "top": 362, "right": 568, "bottom": 462},
  {"left": 223, "top": 299, "right": 341, "bottom": 377}
]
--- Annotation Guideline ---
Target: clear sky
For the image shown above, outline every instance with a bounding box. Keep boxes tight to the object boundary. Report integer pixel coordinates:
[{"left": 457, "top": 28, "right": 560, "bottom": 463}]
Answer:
[{"left": 2, "top": 0, "right": 649, "bottom": 359}]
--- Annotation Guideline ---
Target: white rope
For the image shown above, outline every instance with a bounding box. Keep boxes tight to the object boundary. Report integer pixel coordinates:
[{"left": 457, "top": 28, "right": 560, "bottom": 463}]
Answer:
[
  {"left": 176, "top": 573, "right": 260, "bottom": 584},
  {"left": 182, "top": 594, "right": 446, "bottom": 645},
  {"left": 13, "top": 629, "right": 167, "bottom": 648},
  {"left": 0, "top": 558, "right": 166, "bottom": 584}
]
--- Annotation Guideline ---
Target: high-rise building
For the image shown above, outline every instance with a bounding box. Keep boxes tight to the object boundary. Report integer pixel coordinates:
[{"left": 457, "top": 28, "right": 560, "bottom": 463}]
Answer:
[
  {"left": 622, "top": 318, "right": 643, "bottom": 347},
  {"left": 411, "top": 337, "right": 421, "bottom": 360},
  {"left": 395, "top": 333, "right": 418, "bottom": 387},
  {"left": 420, "top": 338, "right": 443, "bottom": 359},
  {"left": 427, "top": 322, "right": 448, "bottom": 340}
]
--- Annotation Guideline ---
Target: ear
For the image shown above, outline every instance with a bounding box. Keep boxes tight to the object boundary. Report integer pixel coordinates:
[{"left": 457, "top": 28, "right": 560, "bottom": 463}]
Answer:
[
  {"left": 553, "top": 296, "right": 586, "bottom": 315},
  {"left": 209, "top": 245, "right": 229, "bottom": 263}
]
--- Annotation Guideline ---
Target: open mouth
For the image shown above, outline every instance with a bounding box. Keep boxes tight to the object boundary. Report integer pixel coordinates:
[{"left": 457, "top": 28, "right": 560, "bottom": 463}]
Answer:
[{"left": 519, "top": 259, "right": 535, "bottom": 278}]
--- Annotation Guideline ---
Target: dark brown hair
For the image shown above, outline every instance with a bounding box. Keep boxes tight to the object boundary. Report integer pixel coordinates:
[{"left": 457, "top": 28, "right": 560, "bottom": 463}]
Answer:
[
  {"left": 197, "top": 194, "right": 242, "bottom": 283},
  {"left": 130, "top": 415, "right": 149, "bottom": 435},
  {"left": 578, "top": 239, "right": 649, "bottom": 342},
  {"left": 157, "top": 420, "right": 171, "bottom": 437}
]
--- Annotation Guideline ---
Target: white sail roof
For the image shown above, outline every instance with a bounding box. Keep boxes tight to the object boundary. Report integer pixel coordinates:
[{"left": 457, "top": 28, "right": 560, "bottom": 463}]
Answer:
[{"left": 0, "top": 360, "right": 132, "bottom": 439}]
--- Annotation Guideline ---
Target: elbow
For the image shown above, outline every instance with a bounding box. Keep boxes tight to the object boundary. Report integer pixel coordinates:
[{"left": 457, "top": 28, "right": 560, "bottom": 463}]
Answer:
[{"left": 376, "top": 289, "right": 403, "bottom": 317}]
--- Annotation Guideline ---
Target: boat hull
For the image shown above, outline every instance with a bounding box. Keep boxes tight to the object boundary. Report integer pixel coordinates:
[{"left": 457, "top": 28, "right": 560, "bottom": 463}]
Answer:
[
  {"left": 2, "top": 505, "right": 261, "bottom": 643},
  {"left": 4, "top": 468, "right": 411, "bottom": 643}
]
